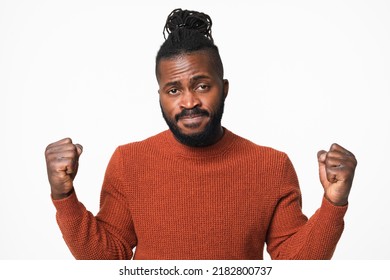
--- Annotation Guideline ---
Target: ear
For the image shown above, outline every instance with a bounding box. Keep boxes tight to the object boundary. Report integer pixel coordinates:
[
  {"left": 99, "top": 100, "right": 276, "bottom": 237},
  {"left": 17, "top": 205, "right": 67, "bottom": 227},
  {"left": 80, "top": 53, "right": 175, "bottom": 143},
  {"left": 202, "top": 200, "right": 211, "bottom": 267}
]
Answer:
[{"left": 223, "top": 79, "right": 229, "bottom": 99}]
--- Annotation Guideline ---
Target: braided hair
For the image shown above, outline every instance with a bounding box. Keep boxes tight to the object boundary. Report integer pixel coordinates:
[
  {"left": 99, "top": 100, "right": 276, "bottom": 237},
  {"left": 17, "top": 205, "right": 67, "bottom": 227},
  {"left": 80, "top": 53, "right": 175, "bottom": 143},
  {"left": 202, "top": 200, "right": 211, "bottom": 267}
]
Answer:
[{"left": 156, "top": 8, "right": 224, "bottom": 78}]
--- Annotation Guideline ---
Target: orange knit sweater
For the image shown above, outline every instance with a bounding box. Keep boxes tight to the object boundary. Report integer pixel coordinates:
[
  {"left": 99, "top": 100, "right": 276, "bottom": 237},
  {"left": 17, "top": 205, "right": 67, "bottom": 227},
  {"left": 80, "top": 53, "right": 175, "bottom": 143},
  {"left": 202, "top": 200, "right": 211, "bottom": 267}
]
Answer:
[{"left": 52, "top": 129, "right": 347, "bottom": 260}]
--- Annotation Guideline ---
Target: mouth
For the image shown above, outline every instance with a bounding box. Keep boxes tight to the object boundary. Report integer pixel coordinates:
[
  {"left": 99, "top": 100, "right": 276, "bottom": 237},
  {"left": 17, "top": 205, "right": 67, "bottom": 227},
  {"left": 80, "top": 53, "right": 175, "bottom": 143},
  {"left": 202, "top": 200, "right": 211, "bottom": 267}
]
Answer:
[
  {"left": 179, "top": 114, "right": 208, "bottom": 128},
  {"left": 180, "top": 113, "right": 204, "bottom": 120},
  {"left": 175, "top": 107, "right": 210, "bottom": 130}
]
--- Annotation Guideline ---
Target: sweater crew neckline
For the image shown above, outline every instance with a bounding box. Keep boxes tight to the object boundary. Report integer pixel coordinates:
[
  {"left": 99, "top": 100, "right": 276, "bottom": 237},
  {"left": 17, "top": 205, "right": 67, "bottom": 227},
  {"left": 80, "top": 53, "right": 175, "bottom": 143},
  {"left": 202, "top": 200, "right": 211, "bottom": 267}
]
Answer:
[{"left": 161, "top": 127, "right": 236, "bottom": 158}]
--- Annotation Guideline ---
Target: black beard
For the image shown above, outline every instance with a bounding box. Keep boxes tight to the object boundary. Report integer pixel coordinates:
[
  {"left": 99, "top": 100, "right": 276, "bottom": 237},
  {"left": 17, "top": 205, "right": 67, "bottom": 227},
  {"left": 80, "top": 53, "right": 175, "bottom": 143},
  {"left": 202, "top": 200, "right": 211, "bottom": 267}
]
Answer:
[{"left": 160, "top": 98, "right": 225, "bottom": 147}]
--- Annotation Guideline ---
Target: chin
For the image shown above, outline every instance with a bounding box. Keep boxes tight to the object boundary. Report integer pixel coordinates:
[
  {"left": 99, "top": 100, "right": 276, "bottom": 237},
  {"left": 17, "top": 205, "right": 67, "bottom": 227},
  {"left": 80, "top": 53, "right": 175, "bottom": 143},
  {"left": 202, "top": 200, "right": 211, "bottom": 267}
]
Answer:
[{"left": 179, "top": 125, "right": 207, "bottom": 135}]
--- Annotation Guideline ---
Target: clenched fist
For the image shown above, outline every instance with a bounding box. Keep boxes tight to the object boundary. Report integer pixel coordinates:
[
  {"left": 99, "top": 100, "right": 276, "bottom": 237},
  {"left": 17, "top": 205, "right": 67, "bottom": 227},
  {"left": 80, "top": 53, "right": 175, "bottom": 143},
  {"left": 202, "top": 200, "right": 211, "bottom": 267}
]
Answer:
[
  {"left": 45, "top": 138, "right": 83, "bottom": 200},
  {"left": 317, "top": 143, "right": 357, "bottom": 206}
]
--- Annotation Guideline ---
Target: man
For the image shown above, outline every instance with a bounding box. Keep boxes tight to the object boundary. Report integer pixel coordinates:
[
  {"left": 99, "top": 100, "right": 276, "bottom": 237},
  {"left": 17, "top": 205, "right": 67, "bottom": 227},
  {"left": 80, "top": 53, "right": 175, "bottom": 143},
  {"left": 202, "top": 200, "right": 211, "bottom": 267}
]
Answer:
[{"left": 45, "top": 8, "right": 357, "bottom": 260}]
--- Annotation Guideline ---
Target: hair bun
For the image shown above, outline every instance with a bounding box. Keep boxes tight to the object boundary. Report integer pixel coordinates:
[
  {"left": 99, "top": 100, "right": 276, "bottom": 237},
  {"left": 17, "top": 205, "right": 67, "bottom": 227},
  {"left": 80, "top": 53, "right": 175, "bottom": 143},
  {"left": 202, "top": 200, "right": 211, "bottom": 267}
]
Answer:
[{"left": 163, "top": 8, "right": 213, "bottom": 40}]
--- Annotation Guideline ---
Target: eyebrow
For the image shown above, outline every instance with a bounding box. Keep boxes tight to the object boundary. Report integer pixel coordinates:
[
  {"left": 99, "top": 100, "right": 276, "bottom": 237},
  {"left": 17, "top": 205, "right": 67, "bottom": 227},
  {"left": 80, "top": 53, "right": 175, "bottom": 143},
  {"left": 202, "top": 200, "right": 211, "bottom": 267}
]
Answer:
[
  {"left": 162, "top": 81, "right": 181, "bottom": 89},
  {"left": 162, "top": 75, "right": 212, "bottom": 89}
]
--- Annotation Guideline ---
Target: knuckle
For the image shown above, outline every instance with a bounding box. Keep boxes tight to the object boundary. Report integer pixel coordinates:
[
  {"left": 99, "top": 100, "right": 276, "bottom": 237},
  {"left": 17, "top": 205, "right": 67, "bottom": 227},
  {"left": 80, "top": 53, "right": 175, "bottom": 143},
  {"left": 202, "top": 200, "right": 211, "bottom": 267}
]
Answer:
[
  {"left": 45, "top": 144, "right": 55, "bottom": 154},
  {"left": 63, "top": 137, "right": 72, "bottom": 143},
  {"left": 327, "top": 150, "right": 337, "bottom": 157}
]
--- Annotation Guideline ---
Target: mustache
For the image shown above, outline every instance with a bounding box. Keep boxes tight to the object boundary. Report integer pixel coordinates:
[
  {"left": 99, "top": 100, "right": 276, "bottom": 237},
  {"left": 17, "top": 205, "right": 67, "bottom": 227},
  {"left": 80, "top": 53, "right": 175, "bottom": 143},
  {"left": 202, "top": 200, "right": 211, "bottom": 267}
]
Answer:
[{"left": 175, "top": 107, "right": 210, "bottom": 121}]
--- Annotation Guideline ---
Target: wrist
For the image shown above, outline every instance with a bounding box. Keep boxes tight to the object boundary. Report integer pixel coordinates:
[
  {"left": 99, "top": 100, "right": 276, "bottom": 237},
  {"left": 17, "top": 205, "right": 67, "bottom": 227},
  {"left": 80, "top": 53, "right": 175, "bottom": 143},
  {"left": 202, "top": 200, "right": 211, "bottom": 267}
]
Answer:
[
  {"left": 324, "top": 193, "right": 348, "bottom": 206},
  {"left": 51, "top": 188, "right": 74, "bottom": 200}
]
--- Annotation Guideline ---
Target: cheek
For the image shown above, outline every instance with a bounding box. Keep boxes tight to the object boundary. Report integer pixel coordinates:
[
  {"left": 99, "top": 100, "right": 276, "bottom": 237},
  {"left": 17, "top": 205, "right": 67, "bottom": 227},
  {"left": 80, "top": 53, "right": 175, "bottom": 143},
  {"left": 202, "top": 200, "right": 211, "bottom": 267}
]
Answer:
[
  {"left": 160, "top": 97, "right": 178, "bottom": 117},
  {"left": 203, "top": 94, "right": 224, "bottom": 114}
]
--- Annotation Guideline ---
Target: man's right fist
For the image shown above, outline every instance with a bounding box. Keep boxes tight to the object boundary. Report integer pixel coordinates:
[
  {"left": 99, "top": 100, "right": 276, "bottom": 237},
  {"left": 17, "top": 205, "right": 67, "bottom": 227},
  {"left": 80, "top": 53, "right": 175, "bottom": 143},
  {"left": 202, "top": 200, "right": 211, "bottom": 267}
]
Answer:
[{"left": 45, "top": 138, "right": 83, "bottom": 200}]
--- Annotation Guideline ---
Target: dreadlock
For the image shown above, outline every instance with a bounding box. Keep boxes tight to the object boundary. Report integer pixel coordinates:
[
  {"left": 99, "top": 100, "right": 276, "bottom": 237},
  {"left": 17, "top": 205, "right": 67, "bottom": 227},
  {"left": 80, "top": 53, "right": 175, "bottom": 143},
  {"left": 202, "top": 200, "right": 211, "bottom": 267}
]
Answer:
[
  {"left": 162, "top": 8, "right": 213, "bottom": 41},
  {"left": 156, "top": 8, "right": 224, "bottom": 78}
]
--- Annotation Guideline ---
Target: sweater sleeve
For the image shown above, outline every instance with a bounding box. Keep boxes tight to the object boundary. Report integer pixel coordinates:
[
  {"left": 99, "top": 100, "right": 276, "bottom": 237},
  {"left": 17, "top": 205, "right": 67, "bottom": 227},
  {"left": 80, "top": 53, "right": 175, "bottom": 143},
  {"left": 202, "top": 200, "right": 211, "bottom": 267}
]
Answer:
[
  {"left": 52, "top": 147, "right": 137, "bottom": 259},
  {"left": 265, "top": 155, "right": 347, "bottom": 260}
]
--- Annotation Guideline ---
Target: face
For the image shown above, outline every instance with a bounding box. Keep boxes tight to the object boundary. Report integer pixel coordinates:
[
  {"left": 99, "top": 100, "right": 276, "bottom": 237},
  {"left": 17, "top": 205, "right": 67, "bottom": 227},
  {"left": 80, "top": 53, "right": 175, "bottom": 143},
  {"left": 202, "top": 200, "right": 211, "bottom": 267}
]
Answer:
[{"left": 157, "top": 51, "right": 229, "bottom": 147}]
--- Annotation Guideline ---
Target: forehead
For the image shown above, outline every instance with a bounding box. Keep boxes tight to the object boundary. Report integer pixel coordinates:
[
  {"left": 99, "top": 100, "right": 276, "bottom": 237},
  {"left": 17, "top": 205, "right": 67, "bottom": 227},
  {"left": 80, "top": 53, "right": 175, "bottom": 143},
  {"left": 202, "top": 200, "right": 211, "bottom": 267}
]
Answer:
[{"left": 157, "top": 52, "right": 219, "bottom": 83}]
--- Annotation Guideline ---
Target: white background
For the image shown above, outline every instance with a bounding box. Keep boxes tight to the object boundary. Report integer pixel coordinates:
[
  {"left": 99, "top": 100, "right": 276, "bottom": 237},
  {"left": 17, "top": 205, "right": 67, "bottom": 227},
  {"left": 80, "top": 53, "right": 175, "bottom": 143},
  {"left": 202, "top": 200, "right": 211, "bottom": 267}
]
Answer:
[{"left": 1, "top": 0, "right": 389, "bottom": 260}]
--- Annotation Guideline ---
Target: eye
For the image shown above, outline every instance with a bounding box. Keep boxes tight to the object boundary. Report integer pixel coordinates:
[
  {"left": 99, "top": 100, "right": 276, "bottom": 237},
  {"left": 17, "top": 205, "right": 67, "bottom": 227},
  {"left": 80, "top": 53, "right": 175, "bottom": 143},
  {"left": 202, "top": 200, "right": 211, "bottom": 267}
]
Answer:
[
  {"left": 196, "top": 84, "right": 210, "bottom": 92},
  {"left": 167, "top": 88, "right": 180, "bottom": 95}
]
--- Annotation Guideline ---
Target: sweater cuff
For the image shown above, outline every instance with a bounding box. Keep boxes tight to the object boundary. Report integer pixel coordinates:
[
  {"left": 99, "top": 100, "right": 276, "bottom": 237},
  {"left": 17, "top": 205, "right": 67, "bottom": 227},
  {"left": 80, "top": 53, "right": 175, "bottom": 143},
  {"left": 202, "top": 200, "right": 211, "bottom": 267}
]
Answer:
[
  {"left": 51, "top": 190, "right": 86, "bottom": 220},
  {"left": 319, "top": 195, "right": 348, "bottom": 221}
]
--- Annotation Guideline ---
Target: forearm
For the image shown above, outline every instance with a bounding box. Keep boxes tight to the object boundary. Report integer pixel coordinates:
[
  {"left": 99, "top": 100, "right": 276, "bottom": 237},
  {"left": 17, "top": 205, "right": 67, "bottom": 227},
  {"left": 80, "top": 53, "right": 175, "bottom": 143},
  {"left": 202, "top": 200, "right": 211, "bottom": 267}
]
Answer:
[
  {"left": 269, "top": 196, "right": 347, "bottom": 260},
  {"left": 52, "top": 191, "right": 133, "bottom": 260}
]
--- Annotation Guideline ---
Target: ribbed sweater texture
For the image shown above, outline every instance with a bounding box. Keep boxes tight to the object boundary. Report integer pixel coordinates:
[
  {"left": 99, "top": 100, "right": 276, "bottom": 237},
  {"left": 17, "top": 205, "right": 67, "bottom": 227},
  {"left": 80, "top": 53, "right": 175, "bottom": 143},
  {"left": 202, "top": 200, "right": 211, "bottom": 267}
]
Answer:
[{"left": 53, "top": 129, "right": 347, "bottom": 260}]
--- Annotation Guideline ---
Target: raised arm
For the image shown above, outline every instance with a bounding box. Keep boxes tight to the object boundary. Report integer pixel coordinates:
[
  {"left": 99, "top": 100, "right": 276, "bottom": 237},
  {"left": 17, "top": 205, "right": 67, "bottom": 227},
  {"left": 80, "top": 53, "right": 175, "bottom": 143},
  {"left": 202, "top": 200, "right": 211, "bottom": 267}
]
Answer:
[
  {"left": 266, "top": 144, "right": 357, "bottom": 259},
  {"left": 45, "top": 140, "right": 136, "bottom": 259}
]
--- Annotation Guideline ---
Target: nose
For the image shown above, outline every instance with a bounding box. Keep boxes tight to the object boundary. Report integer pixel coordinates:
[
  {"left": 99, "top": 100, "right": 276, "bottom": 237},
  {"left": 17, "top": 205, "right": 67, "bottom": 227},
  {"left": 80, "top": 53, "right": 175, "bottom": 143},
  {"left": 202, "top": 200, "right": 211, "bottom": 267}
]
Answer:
[{"left": 179, "top": 90, "right": 201, "bottom": 109}]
